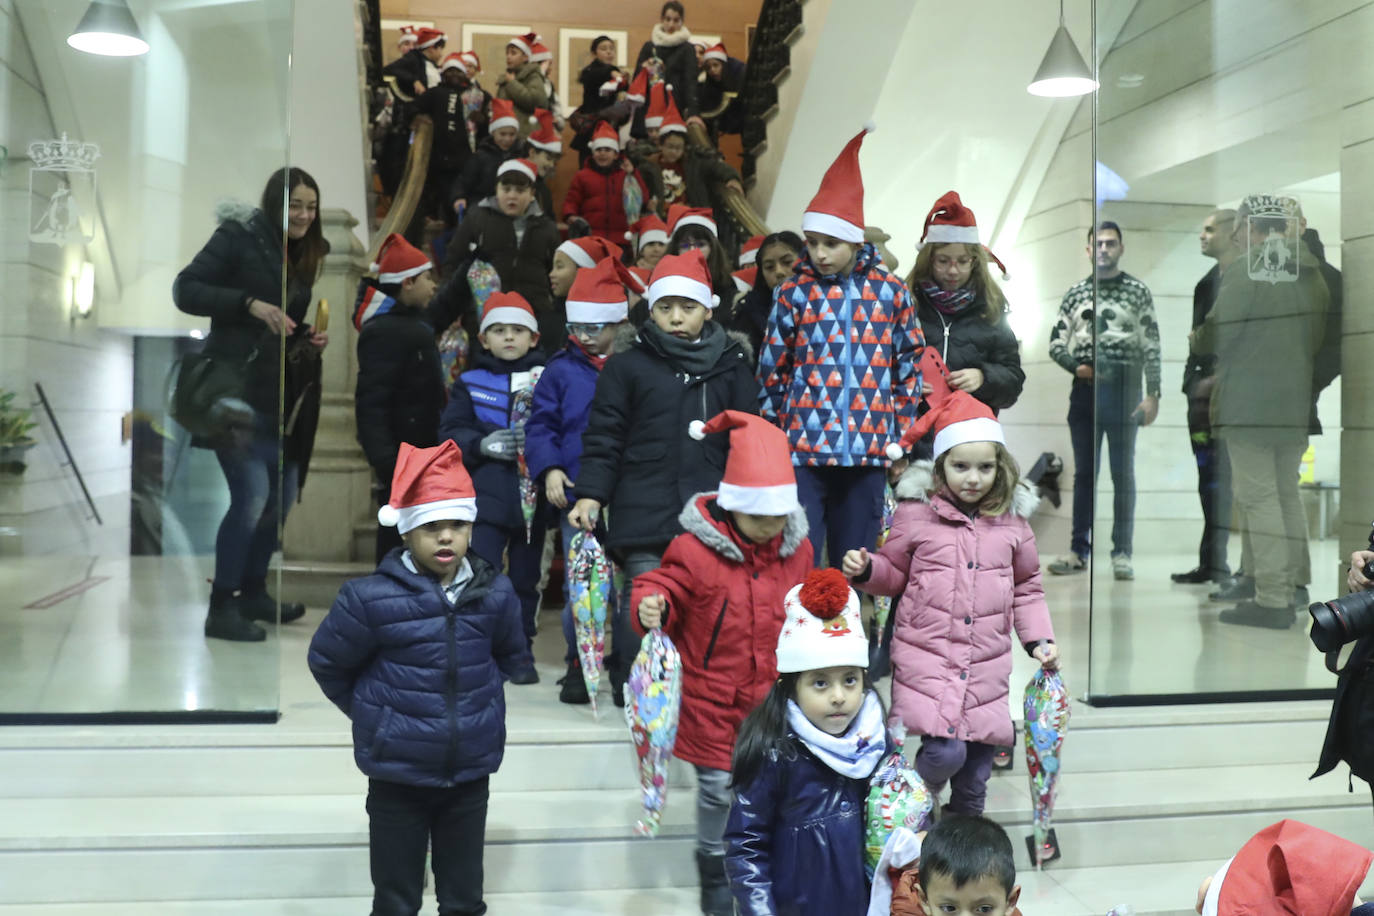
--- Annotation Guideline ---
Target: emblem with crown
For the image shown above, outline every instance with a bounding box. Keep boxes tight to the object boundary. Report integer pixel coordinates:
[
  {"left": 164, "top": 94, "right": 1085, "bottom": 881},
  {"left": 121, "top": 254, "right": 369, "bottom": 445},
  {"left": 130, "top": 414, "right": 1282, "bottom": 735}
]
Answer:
[{"left": 28, "top": 133, "right": 101, "bottom": 172}]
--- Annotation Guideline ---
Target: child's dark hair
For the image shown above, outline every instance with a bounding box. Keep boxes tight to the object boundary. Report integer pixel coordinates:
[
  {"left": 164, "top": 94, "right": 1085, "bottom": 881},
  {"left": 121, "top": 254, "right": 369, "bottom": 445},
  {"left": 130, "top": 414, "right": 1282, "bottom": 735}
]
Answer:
[
  {"left": 918, "top": 815, "right": 1016, "bottom": 897},
  {"left": 670, "top": 225, "right": 733, "bottom": 300},
  {"left": 730, "top": 668, "right": 883, "bottom": 790},
  {"left": 496, "top": 171, "right": 534, "bottom": 191},
  {"left": 751, "top": 231, "right": 804, "bottom": 292},
  {"left": 932, "top": 442, "right": 1020, "bottom": 517}
]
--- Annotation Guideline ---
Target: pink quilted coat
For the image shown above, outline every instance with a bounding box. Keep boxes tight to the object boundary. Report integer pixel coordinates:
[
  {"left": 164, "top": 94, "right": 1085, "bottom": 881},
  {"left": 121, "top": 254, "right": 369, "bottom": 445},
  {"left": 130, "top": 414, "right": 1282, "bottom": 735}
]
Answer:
[{"left": 857, "top": 462, "right": 1054, "bottom": 747}]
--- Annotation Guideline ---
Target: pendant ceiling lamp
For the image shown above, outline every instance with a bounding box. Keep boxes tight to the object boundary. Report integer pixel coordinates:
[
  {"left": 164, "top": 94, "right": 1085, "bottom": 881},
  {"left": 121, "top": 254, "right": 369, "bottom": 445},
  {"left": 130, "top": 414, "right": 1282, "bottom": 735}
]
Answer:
[
  {"left": 1027, "top": 0, "right": 1097, "bottom": 97},
  {"left": 67, "top": 0, "right": 149, "bottom": 57}
]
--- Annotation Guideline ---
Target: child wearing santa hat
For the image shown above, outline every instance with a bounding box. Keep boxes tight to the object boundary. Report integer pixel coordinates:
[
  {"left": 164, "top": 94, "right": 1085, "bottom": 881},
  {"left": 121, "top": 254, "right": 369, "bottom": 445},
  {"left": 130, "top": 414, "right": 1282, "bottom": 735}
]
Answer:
[
  {"left": 725, "top": 568, "right": 888, "bottom": 916},
  {"left": 841, "top": 358, "right": 1058, "bottom": 819},
  {"left": 758, "top": 125, "right": 925, "bottom": 568},
  {"left": 447, "top": 97, "right": 527, "bottom": 217},
  {"left": 562, "top": 121, "right": 652, "bottom": 243},
  {"left": 438, "top": 292, "right": 548, "bottom": 684},
  {"left": 547, "top": 235, "right": 626, "bottom": 305},
  {"left": 568, "top": 250, "right": 758, "bottom": 705},
  {"left": 665, "top": 203, "right": 741, "bottom": 321},
  {"left": 1196, "top": 818, "right": 1373, "bottom": 916},
  {"left": 526, "top": 257, "right": 644, "bottom": 704},
  {"left": 525, "top": 108, "right": 563, "bottom": 217},
  {"left": 629, "top": 410, "right": 814, "bottom": 914},
  {"left": 445, "top": 159, "right": 562, "bottom": 353},
  {"left": 354, "top": 234, "right": 445, "bottom": 565},
  {"left": 496, "top": 32, "right": 549, "bottom": 138},
  {"left": 637, "top": 95, "right": 743, "bottom": 221},
  {"left": 308, "top": 440, "right": 528, "bottom": 916}
]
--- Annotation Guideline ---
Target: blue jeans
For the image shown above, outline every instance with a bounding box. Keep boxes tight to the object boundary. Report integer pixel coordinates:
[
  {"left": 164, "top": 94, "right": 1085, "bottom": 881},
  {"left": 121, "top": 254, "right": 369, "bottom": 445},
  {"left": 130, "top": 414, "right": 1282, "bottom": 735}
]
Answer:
[
  {"left": 1067, "top": 374, "right": 1140, "bottom": 559},
  {"left": 213, "top": 429, "right": 298, "bottom": 591},
  {"left": 794, "top": 465, "right": 887, "bottom": 568},
  {"left": 469, "top": 517, "right": 546, "bottom": 649}
]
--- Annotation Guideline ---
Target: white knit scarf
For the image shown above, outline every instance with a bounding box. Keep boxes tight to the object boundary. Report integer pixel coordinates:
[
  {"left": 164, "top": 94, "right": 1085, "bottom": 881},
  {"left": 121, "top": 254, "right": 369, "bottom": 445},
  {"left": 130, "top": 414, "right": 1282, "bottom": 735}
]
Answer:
[
  {"left": 651, "top": 23, "right": 692, "bottom": 48},
  {"left": 786, "top": 691, "right": 886, "bottom": 779}
]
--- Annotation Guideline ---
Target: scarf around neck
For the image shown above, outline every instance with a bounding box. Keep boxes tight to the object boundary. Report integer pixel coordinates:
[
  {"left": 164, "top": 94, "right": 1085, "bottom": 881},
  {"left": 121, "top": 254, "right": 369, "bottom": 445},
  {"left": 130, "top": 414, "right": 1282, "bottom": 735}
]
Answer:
[
  {"left": 786, "top": 690, "right": 886, "bottom": 779},
  {"left": 919, "top": 279, "right": 979, "bottom": 316},
  {"left": 652, "top": 23, "right": 692, "bottom": 48},
  {"left": 568, "top": 335, "right": 609, "bottom": 370},
  {"left": 640, "top": 318, "right": 727, "bottom": 376}
]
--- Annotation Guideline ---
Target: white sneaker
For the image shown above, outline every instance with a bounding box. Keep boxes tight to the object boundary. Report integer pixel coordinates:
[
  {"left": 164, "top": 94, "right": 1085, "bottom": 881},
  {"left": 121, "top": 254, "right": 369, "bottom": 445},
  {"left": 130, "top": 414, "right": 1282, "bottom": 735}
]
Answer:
[
  {"left": 1048, "top": 554, "right": 1086, "bottom": 575},
  {"left": 1112, "top": 554, "right": 1134, "bottom": 580}
]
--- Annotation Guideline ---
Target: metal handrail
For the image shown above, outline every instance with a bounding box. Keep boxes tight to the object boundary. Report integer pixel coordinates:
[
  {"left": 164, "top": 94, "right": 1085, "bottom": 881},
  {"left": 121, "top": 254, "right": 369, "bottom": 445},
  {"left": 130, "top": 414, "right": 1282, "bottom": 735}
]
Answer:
[
  {"left": 687, "top": 121, "right": 770, "bottom": 239},
  {"left": 33, "top": 382, "right": 102, "bottom": 525},
  {"left": 366, "top": 114, "right": 433, "bottom": 265}
]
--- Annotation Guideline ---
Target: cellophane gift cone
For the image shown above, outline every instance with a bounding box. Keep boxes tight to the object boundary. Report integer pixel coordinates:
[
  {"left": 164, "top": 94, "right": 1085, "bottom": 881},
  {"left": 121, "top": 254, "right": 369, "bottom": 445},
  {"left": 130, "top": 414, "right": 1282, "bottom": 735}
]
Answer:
[{"left": 624, "top": 629, "right": 682, "bottom": 837}]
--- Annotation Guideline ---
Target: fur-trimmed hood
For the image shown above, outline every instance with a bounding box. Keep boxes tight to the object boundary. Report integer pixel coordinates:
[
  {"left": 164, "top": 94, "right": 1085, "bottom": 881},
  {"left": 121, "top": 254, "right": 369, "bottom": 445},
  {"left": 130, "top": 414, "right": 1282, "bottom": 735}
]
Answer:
[
  {"left": 214, "top": 198, "right": 258, "bottom": 227},
  {"left": 678, "top": 492, "right": 808, "bottom": 562},
  {"left": 894, "top": 459, "right": 1039, "bottom": 518}
]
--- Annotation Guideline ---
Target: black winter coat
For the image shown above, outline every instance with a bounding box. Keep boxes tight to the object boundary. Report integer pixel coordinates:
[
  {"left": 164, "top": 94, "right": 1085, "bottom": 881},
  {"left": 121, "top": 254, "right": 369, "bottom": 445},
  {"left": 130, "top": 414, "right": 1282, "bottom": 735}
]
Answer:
[
  {"left": 574, "top": 323, "right": 757, "bottom": 555},
  {"left": 449, "top": 135, "right": 525, "bottom": 210},
  {"left": 354, "top": 296, "right": 447, "bottom": 484},
  {"left": 445, "top": 200, "right": 561, "bottom": 351},
  {"left": 382, "top": 48, "right": 430, "bottom": 102},
  {"left": 915, "top": 291, "right": 1025, "bottom": 411},
  {"left": 308, "top": 551, "right": 527, "bottom": 788},
  {"left": 437, "top": 348, "right": 547, "bottom": 531},
  {"left": 725, "top": 737, "right": 873, "bottom": 916},
  {"left": 173, "top": 202, "right": 321, "bottom": 417},
  {"left": 577, "top": 59, "right": 621, "bottom": 114},
  {"left": 416, "top": 83, "right": 476, "bottom": 173}
]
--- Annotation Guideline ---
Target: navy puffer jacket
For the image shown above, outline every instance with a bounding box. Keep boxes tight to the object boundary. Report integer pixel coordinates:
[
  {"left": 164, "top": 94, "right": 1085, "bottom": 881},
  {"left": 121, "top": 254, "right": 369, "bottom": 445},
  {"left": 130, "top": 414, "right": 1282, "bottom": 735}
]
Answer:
[{"left": 308, "top": 551, "right": 527, "bottom": 787}]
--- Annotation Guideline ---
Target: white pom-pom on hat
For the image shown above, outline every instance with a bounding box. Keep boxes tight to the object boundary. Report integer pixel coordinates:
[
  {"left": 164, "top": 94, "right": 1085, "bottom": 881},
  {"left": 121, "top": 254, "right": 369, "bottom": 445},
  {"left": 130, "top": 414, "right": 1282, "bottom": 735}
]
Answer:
[
  {"left": 688, "top": 420, "right": 707, "bottom": 441},
  {"left": 377, "top": 504, "right": 401, "bottom": 527},
  {"left": 863, "top": 120, "right": 877, "bottom": 133},
  {"left": 885, "top": 442, "right": 905, "bottom": 461},
  {"left": 711, "top": 293, "right": 721, "bottom": 308}
]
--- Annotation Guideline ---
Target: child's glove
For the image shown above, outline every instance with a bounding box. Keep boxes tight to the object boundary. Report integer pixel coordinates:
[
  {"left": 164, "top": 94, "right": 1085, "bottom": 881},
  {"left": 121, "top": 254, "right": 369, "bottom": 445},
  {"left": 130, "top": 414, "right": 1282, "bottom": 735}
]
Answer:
[{"left": 479, "top": 428, "right": 523, "bottom": 461}]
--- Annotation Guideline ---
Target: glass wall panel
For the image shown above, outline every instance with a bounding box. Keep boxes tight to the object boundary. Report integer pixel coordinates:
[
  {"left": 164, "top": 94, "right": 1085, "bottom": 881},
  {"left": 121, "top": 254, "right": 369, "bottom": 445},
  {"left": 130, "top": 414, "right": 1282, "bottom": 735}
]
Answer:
[
  {"left": 0, "top": 0, "right": 295, "bottom": 719},
  {"left": 1085, "top": 0, "right": 1367, "bottom": 701}
]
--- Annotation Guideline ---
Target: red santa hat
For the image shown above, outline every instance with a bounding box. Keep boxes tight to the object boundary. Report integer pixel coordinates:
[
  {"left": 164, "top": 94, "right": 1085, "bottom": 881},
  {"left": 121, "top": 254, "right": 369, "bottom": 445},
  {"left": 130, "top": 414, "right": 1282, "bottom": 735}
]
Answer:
[
  {"left": 738, "top": 234, "right": 765, "bottom": 266},
  {"left": 920, "top": 191, "right": 1010, "bottom": 279},
  {"left": 439, "top": 52, "right": 465, "bottom": 72},
  {"left": 489, "top": 97, "right": 519, "bottom": 132},
  {"left": 459, "top": 50, "right": 481, "bottom": 72},
  {"left": 496, "top": 158, "right": 538, "bottom": 185},
  {"left": 802, "top": 123, "right": 874, "bottom": 244},
  {"left": 600, "top": 72, "right": 626, "bottom": 96},
  {"left": 479, "top": 290, "right": 540, "bottom": 335},
  {"left": 732, "top": 266, "right": 757, "bottom": 294},
  {"left": 587, "top": 121, "right": 621, "bottom": 152},
  {"left": 371, "top": 232, "right": 432, "bottom": 284},
  {"left": 566, "top": 258, "right": 642, "bottom": 325},
  {"left": 667, "top": 203, "right": 717, "bottom": 239},
  {"left": 527, "top": 109, "right": 562, "bottom": 154},
  {"left": 377, "top": 441, "right": 477, "bottom": 533},
  {"left": 629, "top": 214, "right": 669, "bottom": 250},
  {"left": 647, "top": 250, "right": 718, "bottom": 310},
  {"left": 658, "top": 96, "right": 688, "bottom": 137},
  {"left": 1200, "top": 819, "right": 1373, "bottom": 916},
  {"left": 776, "top": 569, "right": 868, "bottom": 673},
  {"left": 626, "top": 68, "right": 650, "bottom": 104},
  {"left": 530, "top": 41, "right": 552, "bottom": 63},
  {"left": 507, "top": 32, "right": 539, "bottom": 58},
  {"left": 556, "top": 235, "right": 623, "bottom": 270},
  {"left": 629, "top": 265, "right": 652, "bottom": 288},
  {"left": 644, "top": 82, "right": 671, "bottom": 129},
  {"left": 886, "top": 349, "right": 1003, "bottom": 460},
  {"left": 702, "top": 42, "right": 729, "bottom": 63},
  {"left": 414, "top": 27, "right": 445, "bottom": 50},
  {"left": 396, "top": 25, "right": 417, "bottom": 49},
  {"left": 688, "top": 410, "right": 799, "bottom": 515}
]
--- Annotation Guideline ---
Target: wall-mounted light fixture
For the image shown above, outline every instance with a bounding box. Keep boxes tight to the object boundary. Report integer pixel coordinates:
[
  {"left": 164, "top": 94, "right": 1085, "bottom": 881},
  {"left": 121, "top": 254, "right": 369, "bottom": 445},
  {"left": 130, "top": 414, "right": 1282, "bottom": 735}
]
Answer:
[
  {"left": 68, "top": 0, "right": 149, "bottom": 57},
  {"left": 72, "top": 261, "right": 95, "bottom": 318},
  {"left": 1027, "top": 0, "right": 1098, "bottom": 97}
]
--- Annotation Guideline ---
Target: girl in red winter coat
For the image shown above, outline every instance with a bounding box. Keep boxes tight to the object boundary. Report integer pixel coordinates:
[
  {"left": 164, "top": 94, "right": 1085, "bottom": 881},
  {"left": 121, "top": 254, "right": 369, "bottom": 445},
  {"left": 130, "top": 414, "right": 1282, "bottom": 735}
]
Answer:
[
  {"left": 562, "top": 122, "right": 651, "bottom": 243},
  {"left": 631, "top": 410, "right": 813, "bottom": 916},
  {"left": 842, "top": 386, "right": 1059, "bottom": 820}
]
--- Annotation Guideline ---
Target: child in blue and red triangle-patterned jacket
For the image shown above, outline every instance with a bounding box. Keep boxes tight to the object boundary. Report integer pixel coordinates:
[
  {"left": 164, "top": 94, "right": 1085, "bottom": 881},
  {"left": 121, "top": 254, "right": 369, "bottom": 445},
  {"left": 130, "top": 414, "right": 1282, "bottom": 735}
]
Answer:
[{"left": 757, "top": 125, "right": 924, "bottom": 568}]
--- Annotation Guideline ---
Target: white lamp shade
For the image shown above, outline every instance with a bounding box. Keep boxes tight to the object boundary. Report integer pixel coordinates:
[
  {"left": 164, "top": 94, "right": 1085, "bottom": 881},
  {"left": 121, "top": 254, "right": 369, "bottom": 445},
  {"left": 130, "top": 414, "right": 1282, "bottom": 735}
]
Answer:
[
  {"left": 67, "top": 0, "right": 149, "bottom": 57},
  {"left": 1027, "top": 25, "right": 1097, "bottom": 97}
]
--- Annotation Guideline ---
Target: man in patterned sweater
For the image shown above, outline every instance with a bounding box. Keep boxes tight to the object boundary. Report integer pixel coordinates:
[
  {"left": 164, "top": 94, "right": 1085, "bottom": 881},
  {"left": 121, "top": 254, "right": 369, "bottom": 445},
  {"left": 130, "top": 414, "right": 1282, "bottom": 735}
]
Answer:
[{"left": 1047, "top": 221, "right": 1162, "bottom": 581}]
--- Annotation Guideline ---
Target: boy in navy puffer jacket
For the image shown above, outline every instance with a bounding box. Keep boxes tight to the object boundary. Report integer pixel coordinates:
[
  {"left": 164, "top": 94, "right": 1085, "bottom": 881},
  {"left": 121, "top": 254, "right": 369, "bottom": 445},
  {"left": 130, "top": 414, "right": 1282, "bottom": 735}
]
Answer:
[
  {"left": 309, "top": 440, "right": 527, "bottom": 916},
  {"left": 438, "top": 292, "right": 546, "bottom": 685}
]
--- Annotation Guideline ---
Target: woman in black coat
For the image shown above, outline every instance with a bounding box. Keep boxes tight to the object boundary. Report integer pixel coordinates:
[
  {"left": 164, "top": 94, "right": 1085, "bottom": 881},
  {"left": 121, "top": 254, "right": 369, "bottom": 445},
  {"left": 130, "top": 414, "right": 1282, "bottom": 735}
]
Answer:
[
  {"left": 633, "top": 2, "right": 699, "bottom": 121},
  {"left": 173, "top": 168, "right": 330, "bottom": 642}
]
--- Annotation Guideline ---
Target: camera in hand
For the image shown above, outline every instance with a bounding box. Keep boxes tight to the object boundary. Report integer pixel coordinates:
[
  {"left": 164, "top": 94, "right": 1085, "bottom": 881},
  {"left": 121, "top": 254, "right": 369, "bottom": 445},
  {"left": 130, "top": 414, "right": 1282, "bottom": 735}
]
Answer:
[{"left": 1309, "top": 524, "right": 1374, "bottom": 653}]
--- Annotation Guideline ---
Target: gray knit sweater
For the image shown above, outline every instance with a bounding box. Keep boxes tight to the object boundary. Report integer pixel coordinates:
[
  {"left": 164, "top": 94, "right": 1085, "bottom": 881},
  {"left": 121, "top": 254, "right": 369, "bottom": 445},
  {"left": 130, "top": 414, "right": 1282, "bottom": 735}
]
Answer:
[{"left": 1048, "top": 271, "right": 1162, "bottom": 396}]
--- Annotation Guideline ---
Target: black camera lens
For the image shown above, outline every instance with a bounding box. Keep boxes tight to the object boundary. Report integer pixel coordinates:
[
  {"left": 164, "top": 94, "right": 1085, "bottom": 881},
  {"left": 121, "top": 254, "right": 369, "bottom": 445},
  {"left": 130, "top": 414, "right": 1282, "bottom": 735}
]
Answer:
[{"left": 1310, "top": 590, "right": 1374, "bottom": 653}]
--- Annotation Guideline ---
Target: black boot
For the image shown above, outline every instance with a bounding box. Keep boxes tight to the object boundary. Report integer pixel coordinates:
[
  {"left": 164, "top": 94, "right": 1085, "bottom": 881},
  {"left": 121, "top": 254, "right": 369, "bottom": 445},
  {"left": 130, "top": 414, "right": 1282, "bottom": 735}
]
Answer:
[
  {"left": 238, "top": 579, "right": 306, "bottom": 623},
  {"left": 696, "top": 850, "right": 732, "bottom": 916},
  {"left": 609, "top": 658, "right": 628, "bottom": 709},
  {"left": 557, "top": 660, "right": 590, "bottom": 704},
  {"left": 205, "top": 588, "right": 266, "bottom": 642}
]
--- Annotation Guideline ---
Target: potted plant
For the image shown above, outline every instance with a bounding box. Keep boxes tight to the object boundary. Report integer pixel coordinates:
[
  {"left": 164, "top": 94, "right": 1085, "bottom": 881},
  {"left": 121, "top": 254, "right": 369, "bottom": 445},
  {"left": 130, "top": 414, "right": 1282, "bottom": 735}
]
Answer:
[{"left": 0, "top": 389, "right": 38, "bottom": 474}]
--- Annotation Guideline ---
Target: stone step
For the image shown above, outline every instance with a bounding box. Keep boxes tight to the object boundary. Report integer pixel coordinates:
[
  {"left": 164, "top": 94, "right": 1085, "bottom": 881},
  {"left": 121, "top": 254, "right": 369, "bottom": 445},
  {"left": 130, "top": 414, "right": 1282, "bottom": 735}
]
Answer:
[{"left": 277, "top": 560, "right": 371, "bottom": 608}]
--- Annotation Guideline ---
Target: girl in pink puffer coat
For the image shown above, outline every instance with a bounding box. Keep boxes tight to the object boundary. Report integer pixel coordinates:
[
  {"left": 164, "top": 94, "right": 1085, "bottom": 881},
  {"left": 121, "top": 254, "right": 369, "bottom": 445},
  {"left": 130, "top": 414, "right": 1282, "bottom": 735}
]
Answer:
[{"left": 841, "top": 403, "right": 1059, "bottom": 818}]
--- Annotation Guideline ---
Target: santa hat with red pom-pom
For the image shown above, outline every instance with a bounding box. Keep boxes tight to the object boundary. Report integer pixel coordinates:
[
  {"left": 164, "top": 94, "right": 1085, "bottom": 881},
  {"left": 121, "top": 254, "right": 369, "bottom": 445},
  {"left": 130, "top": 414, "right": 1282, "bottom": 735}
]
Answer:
[
  {"left": 557, "top": 235, "right": 623, "bottom": 270},
  {"left": 1199, "top": 819, "right": 1373, "bottom": 916},
  {"left": 647, "top": 249, "right": 718, "bottom": 310},
  {"left": 802, "top": 123, "right": 874, "bottom": 244},
  {"left": 776, "top": 568, "right": 868, "bottom": 673},
  {"left": 919, "top": 191, "right": 1010, "bottom": 280},
  {"left": 687, "top": 410, "right": 799, "bottom": 515},
  {"left": 378, "top": 441, "right": 477, "bottom": 533},
  {"left": 527, "top": 109, "right": 562, "bottom": 154},
  {"left": 489, "top": 97, "right": 519, "bottom": 132},
  {"left": 885, "top": 348, "right": 1002, "bottom": 461}
]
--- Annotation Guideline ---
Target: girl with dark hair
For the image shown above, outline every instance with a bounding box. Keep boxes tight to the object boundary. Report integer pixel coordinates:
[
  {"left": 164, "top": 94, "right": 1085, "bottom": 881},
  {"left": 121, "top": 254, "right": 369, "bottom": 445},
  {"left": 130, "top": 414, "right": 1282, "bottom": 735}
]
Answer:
[
  {"left": 667, "top": 209, "right": 737, "bottom": 316},
  {"left": 730, "top": 231, "right": 803, "bottom": 356},
  {"left": 174, "top": 167, "right": 330, "bottom": 641},
  {"left": 725, "top": 569, "right": 887, "bottom": 916},
  {"left": 632, "top": 2, "right": 698, "bottom": 121}
]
